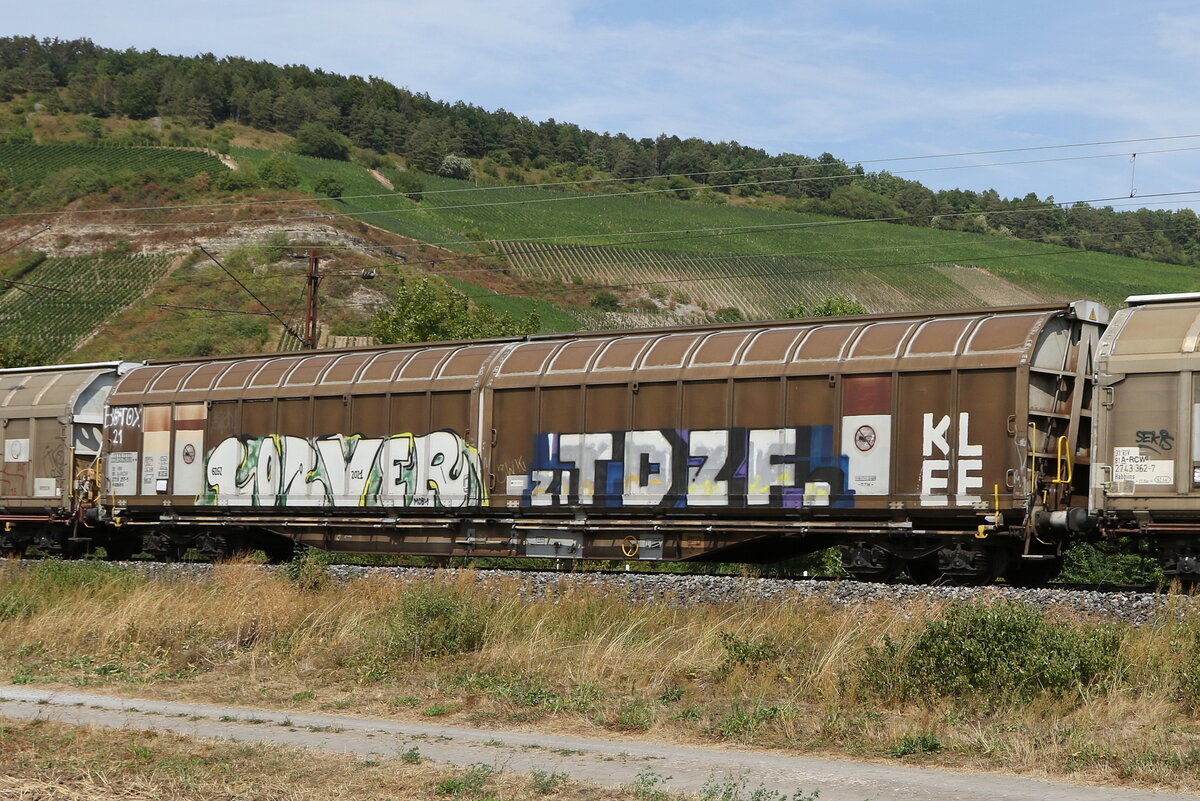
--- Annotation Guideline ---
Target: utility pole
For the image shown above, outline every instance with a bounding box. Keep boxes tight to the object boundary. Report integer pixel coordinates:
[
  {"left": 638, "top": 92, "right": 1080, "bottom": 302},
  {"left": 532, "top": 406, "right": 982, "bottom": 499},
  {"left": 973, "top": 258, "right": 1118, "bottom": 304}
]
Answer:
[{"left": 303, "top": 248, "right": 323, "bottom": 350}]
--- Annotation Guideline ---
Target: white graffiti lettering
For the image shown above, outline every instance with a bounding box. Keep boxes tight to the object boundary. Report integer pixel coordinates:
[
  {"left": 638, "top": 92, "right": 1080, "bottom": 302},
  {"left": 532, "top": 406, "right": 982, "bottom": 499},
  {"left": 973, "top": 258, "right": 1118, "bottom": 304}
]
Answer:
[
  {"left": 526, "top": 426, "right": 846, "bottom": 509},
  {"left": 687, "top": 429, "right": 730, "bottom": 506},
  {"left": 920, "top": 412, "right": 984, "bottom": 506},
  {"left": 558, "top": 433, "right": 614, "bottom": 505},
  {"left": 199, "top": 431, "right": 485, "bottom": 508},
  {"left": 623, "top": 430, "right": 673, "bottom": 506},
  {"left": 746, "top": 428, "right": 797, "bottom": 506}
]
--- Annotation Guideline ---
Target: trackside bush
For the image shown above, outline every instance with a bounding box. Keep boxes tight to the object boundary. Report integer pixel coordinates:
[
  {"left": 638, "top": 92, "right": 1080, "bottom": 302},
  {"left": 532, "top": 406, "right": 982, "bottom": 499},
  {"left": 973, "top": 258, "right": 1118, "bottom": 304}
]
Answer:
[
  {"left": 860, "top": 601, "right": 1124, "bottom": 705},
  {"left": 0, "top": 560, "right": 136, "bottom": 621},
  {"left": 378, "top": 584, "right": 487, "bottom": 663}
]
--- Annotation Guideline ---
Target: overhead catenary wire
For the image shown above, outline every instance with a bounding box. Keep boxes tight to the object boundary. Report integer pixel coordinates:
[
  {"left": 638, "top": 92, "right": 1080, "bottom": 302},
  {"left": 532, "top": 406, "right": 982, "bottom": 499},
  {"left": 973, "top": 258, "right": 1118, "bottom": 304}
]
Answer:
[{"left": 196, "top": 245, "right": 306, "bottom": 346}]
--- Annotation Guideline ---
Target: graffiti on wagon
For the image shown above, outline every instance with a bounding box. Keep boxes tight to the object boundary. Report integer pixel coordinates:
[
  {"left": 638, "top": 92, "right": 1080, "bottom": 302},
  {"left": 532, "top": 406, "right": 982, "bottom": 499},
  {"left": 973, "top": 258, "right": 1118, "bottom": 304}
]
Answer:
[{"left": 199, "top": 431, "right": 485, "bottom": 508}]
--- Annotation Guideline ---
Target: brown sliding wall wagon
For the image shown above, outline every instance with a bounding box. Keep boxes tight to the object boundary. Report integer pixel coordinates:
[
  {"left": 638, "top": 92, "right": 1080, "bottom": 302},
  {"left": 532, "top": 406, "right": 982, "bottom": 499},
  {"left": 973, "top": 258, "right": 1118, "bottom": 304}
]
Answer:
[{"left": 94, "top": 300, "right": 1105, "bottom": 583}]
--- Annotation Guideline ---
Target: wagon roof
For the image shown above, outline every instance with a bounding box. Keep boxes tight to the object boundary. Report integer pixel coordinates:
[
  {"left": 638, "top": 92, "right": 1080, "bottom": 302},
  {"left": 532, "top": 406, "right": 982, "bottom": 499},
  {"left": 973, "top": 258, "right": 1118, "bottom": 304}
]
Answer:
[
  {"left": 0, "top": 362, "right": 129, "bottom": 421},
  {"left": 108, "top": 302, "right": 1099, "bottom": 406}
]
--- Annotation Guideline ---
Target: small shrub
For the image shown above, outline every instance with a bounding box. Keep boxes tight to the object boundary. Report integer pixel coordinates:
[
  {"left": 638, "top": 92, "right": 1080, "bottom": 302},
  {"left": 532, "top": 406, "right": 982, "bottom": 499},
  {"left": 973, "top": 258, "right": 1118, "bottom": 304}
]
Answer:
[
  {"left": 718, "top": 631, "right": 779, "bottom": 675},
  {"left": 713, "top": 306, "right": 743, "bottom": 322},
  {"left": 658, "top": 685, "right": 684, "bottom": 703},
  {"left": 891, "top": 733, "right": 942, "bottom": 757},
  {"left": 282, "top": 547, "right": 331, "bottom": 592},
  {"left": 400, "top": 746, "right": 421, "bottom": 764},
  {"left": 589, "top": 290, "right": 621, "bottom": 311},
  {"left": 313, "top": 175, "right": 344, "bottom": 198},
  {"left": 530, "top": 770, "right": 568, "bottom": 794},
  {"left": 438, "top": 154, "right": 473, "bottom": 180},
  {"left": 257, "top": 154, "right": 301, "bottom": 189},
  {"left": 629, "top": 768, "right": 672, "bottom": 801},
  {"left": 379, "top": 584, "right": 487, "bottom": 662},
  {"left": 860, "top": 601, "right": 1124, "bottom": 706},
  {"left": 213, "top": 167, "right": 259, "bottom": 191},
  {"left": 698, "top": 775, "right": 819, "bottom": 801},
  {"left": 712, "top": 704, "right": 781, "bottom": 739},
  {"left": 436, "top": 763, "right": 494, "bottom": 796},
  {"left": 613, "top": 699, "right": 654, "bottom": 731},
  {"left": 389, "top": 169, "right": 424, "bottom": 201}
]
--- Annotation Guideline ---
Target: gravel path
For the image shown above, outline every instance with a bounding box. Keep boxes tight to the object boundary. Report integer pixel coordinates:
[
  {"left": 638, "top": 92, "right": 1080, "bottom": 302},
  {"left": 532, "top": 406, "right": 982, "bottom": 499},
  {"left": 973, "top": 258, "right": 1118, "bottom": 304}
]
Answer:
[{"left": 1, "top": 685, "right": 1193, "bottom": 801}]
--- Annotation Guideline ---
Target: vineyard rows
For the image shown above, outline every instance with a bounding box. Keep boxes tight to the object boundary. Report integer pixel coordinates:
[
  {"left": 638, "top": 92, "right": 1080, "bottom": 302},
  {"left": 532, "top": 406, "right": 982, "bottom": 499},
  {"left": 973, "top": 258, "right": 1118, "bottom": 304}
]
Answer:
[
  {"left": 0, "top": 145, "right": 227, "bottom": 184},
  {"left": 493, "top": 240, "right": 1023, "bottom": 318},
  {"left": 0, "top": 254, "right": 177, "bottom": 357}
]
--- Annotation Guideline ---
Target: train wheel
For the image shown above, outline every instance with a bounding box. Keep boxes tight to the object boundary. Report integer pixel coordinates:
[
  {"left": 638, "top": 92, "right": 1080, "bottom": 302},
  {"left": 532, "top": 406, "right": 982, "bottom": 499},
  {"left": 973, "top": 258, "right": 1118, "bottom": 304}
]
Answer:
[
  {"left": 941, "top": 545, "right": 1008, "bottom": 586},
  {"left": 841, "top": 543, "right": 903, "bottom": 582}
]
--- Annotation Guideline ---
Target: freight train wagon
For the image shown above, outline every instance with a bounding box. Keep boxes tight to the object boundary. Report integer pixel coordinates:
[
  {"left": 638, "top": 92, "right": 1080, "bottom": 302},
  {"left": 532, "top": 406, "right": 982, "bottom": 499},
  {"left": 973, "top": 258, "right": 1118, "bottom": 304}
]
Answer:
[
  {"left": 91, "top": 300, "right": 1105, "bottom": 583},
  {"left": 0, "top": 361, "right": 138, "bottom": 558},
  {"left": 1092, "top": 292, "right": 1200, "bottom": 581}
]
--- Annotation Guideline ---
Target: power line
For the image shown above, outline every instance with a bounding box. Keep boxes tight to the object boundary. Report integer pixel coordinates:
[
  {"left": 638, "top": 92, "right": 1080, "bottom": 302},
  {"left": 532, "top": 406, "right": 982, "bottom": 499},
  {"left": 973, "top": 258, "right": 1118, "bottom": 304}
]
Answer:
[{"left": 196, "top": 245, "right": 306, "bottom": 346}]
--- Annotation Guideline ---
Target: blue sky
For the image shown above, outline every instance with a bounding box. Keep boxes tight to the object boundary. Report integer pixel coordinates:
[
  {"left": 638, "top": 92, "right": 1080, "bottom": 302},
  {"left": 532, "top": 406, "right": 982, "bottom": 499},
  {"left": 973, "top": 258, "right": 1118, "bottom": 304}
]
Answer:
[{"left": 9, "top": 1, "right": 1200, "bottom": 209}]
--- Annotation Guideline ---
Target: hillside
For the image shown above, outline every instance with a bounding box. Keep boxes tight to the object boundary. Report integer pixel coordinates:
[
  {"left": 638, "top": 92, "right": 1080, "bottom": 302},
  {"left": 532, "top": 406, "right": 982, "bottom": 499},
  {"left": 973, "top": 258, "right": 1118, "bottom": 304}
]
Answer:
[{"left": 2, "top": 111, "right": 1199, "bottom": 360}]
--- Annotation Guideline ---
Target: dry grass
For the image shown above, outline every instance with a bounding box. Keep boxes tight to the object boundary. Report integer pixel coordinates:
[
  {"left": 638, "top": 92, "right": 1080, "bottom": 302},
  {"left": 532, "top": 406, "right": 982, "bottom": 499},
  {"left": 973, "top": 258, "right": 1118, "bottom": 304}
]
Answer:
[
  {"left": 4, "top": 558, "right": 1200, "bottom": 790},
  {"left": 0, "top": 716, "right": 636, "bottom": 801}
]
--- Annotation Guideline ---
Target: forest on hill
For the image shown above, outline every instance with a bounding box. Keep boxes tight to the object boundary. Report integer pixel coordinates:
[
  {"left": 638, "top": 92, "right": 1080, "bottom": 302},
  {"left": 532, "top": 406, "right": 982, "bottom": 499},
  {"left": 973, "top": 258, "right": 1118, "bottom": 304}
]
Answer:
[{"left": 2, "top": 35, "right": 1199, "bottom": 268}]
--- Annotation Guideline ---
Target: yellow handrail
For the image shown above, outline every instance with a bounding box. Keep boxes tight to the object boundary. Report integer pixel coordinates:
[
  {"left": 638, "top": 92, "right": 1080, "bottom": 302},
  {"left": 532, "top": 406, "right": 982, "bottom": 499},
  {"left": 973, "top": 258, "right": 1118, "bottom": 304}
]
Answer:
[{"left": 1052, "top": 435, "right": 1073, "bottom": 485}]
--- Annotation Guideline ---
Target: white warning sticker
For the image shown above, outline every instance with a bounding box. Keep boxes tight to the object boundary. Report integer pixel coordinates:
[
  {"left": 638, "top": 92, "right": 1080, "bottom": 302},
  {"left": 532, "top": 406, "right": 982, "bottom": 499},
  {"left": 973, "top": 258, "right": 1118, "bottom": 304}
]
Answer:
[
  {"left": 841, "top": 414, "right": 891, "bottom": 495},
  {"left": 1114, "top": 447, "right": 1174, "bottom": 486}
]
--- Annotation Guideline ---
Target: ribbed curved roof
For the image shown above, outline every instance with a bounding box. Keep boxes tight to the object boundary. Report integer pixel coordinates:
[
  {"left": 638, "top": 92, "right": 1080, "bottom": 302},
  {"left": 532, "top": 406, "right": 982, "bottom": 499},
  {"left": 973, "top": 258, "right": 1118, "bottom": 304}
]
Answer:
[
  {"left": 1101, "top": 299, "right": 1200, "bottom": 360},
  {"left": 0, "top": 363, "right": 127, "bottom": 421},
  {"left": 109, "top": 303, "right": 1078, "bottom": 406}
]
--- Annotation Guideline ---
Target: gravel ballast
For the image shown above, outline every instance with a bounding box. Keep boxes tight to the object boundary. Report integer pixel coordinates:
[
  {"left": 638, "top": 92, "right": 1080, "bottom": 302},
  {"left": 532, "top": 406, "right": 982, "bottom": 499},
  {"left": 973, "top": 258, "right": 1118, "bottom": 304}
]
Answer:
[{"left": 101, "top": 561, "right": 1181, "bottom": 626}]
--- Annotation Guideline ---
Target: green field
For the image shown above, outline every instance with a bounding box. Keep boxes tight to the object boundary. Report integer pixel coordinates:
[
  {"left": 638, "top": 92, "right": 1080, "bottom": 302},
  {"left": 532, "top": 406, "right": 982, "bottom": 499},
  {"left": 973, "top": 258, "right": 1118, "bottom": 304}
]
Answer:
[
  {"left": 441, "top": 275, "right": 580, "bottom": 333},
  {"left": 0, "top": 144, "right": 227, "bottom": 184},
  {"left": 0, "top": 254, "right": 177, "bottom": 357},
  {"left": 229, "top": 148, "right": 463, "bottom": 245}
]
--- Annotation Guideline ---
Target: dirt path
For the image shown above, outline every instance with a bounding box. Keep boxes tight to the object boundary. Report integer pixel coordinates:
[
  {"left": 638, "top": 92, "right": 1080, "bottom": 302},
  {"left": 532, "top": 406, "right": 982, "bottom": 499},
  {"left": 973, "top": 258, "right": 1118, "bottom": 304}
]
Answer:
[
  {"left": 369, "top": 168, "right": 394, "bottom": 189},
  {"left": 0, "top": 686, "right": 1192, "bottom": 801}
]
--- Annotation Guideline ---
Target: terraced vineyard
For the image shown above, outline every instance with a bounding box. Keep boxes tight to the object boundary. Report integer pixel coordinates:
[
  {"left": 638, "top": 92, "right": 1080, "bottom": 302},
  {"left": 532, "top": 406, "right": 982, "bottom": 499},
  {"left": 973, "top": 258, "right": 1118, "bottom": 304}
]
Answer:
[
  {"left": 0, "top": 145, "right": 227, "bottom": 183},
  {"left": 495, "top": 241, "right": 1043, "bottom": 317},
  {"left": 0, "top": 254, "right": 178, "bottom": 357},
  {"left": 405, "top": 176, "right": 1200, "bottom": 312}
]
